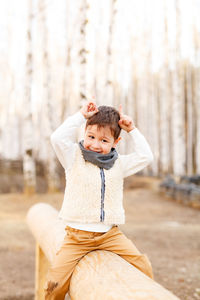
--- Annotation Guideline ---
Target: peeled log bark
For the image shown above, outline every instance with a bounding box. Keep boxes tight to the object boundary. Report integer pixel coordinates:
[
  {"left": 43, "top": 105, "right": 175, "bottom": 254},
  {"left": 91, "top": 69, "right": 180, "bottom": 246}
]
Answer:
[
  {"left": 26, "top": 203, "right": 66, "bottom": 264},
  {"left": 70, "top": 250, "right": 179, "bottom": 300},
  {"left": 26, "top": 203, "right": 180, "bottom": 300}
]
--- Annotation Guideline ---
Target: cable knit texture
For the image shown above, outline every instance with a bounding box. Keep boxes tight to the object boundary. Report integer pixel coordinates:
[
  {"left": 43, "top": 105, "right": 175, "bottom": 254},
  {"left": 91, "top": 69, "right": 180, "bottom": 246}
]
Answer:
[{"left": 58, "top": 146, "right": 125, "bottom": 225}]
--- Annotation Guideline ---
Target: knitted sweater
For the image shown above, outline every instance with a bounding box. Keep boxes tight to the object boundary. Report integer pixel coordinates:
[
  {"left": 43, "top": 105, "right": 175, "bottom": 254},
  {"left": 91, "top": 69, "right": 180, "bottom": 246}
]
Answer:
[
  {"left": 58, "top": 145, "right": 124, "bottom": 225},
  {"left": 51, "top": 111, "right": 154, "bottom": 232}
]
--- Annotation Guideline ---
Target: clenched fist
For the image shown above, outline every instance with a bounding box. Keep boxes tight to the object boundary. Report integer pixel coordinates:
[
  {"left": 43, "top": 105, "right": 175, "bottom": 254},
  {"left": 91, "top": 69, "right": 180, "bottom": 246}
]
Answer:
[
  {"left": 118, "top": 104, "right": 135, "bottom": 132},
  {"left": 80, "top": 101, "right": 99, "bottom": 119}
]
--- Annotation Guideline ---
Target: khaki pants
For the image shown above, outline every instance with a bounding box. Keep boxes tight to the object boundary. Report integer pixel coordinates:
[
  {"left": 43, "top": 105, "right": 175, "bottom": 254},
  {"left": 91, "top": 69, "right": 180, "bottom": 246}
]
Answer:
[{"left": 44, "top": 225, "right": 153, "bottom": 300}]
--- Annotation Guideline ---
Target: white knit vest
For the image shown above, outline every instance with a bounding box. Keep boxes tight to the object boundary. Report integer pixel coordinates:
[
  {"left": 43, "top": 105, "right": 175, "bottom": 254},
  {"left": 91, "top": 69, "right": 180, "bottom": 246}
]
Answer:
[{"left": 58, "top": 146, "right": 125, "bottom": 225}]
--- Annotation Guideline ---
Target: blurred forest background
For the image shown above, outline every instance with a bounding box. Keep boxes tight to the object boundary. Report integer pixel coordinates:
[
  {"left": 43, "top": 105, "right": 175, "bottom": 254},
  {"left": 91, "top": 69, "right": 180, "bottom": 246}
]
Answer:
[
  {"left": 0, "top": 0, "right": 200, "bottom": 193},
  {"left": 0, "top": 2, "right": 200, "bottom": 299}
]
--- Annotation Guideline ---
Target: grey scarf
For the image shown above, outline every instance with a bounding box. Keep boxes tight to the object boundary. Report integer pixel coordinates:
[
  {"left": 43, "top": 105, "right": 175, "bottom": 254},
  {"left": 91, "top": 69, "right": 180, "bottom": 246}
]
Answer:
[{"left": 78, "top": 140, "right": 118, "bottom": 170}]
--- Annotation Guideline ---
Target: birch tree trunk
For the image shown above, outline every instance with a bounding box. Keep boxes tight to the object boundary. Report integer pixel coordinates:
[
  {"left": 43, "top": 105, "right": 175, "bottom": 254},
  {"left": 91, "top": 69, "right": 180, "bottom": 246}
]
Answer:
[
  {"left": 104, "top": 0, "right": 117, "bottom": 106},
  {"left": 129, "top": 38, "right": 138, "bottom": 134},
  {"left": 23, "top": 0, "right": 36, "bottom": 195},
  {"left": 146, "top": 69, "right": 159, "bottom": 176},
  {"left": 158, "top": 7, "right": 171, "bottom": 174},
  {"left": 150, "top": 74, "right": 160, "bottom": 176},
  {"left": 61, "top": 1, "right": 72, "bottom": 121},
  {"left": 61, "top": 45, "right": 71, "bottom": 122},
  {"left": 143, "top": 28, "right": 153, "bottom": 176},
  {"left": 92, "top": 0, "right": 102, "bottom": 105},
  {"left": 135, "top": 21, "right": 151, "bottom": 173},
  {"left": 194, "top": 66, "right": 200, "bottom": 174},
  {"left": 193, "top": 25, "right": 200, "bottom": 174},
  {"left": 185, "top": 61, "right": 194, "bottom": 175},
  {"left": 79, "top": 0, "right": 89, "bottom": 108},
  {"left": 171, "top": 0, "right": 186, "bottom": 176},
  {"left": 39, "top": 0, "right": 60, "bottom": 192}
]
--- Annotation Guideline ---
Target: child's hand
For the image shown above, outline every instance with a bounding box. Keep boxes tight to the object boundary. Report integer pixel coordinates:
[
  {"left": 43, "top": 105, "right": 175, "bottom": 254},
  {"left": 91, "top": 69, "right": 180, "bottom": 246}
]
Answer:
[
  {"left": 118, "top": 104, "right": 135, "bottom": 132},
  {"left": 80, "top": 100, "right": 99, "bottom": 119}
]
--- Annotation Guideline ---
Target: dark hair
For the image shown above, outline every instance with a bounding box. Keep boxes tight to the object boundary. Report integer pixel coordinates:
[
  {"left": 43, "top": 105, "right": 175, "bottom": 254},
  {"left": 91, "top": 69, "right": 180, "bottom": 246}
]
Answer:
[{"left": 86, "top": 106, "right": 121, "bottom": 140}]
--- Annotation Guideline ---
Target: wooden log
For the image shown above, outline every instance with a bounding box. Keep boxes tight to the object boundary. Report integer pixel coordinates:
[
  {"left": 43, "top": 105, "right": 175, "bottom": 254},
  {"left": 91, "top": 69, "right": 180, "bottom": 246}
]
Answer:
[
  {"left": 27, "top": 203, "right": 66, "bottom": 264},
  {"left": 26, "top": 203, "right": 180, "bottom": 300},
  {"left": 35, "top": 243, "right": 50, "bottom": 300},
  {"left": 71, "top": 250, "right": 180, "bottom": 300}
]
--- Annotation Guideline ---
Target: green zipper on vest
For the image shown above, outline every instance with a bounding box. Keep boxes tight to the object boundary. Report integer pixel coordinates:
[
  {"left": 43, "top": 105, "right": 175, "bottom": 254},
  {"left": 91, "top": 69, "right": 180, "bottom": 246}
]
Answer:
[{"left": 99, "top": 167, "right": 105, "bottom": 222}]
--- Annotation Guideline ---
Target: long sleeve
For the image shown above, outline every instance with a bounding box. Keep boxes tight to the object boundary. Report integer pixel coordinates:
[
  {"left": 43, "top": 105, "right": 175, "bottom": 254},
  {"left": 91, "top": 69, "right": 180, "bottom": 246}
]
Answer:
[
  {"left": 119, "top": 128, "right": 154, "bottom": 178},
  {"left": 50, "top": 111, "right": 86, "bottom": 170}
]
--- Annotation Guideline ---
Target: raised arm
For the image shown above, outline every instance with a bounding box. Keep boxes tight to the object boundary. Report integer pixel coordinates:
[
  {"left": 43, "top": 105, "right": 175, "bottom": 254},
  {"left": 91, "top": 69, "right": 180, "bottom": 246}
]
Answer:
[
  {"left": 117, "top": 104, "right": 153, "bottom": 178},
  {"left": 50, "top": 111, "right": 86, "bottom": 170},
  {"left": 119, "top": 128, "right": 153, "bottom": 178},
  {"left": 51, "top": 101, "right": 99, "bottom": 170}
]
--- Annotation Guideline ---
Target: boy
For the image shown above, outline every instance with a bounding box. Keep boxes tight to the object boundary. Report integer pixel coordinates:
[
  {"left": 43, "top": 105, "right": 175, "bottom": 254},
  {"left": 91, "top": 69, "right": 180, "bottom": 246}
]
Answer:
[{"left": 44, "top": 101, "right": 154, "bottom": 300}]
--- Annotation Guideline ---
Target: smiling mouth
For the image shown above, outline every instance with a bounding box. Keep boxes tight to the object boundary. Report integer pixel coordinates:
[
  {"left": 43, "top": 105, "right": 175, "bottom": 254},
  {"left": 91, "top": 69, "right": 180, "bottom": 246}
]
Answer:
[{"left": 90, "top": 149, "right": 102, "bottom": 153}]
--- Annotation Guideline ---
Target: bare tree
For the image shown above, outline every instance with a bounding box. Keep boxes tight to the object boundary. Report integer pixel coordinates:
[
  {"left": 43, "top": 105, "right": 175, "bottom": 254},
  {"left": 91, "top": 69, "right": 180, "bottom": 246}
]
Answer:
[
  {"left": 171, "top": 0, "right": 186, "bottom": 176},
  {"left": 23, "top": 0, "right": 36, "bottom": 194},
  {"left": 104, "top": 0, "right": 117, "bottom": 105},
  {"left": 79, "top": 0, "right": 89, "bottom": 107},
  {"left": 193, "top": 24, "right": 200, "bottom": 174},
  {"left": 184, "top": 61, "right": 194, "bottom": 175},
  {"left": 60, "top": 1, "right": 73, "bottom": 121},
  {"left": 38, "top": 0, "right": 60, "bottom": 192},
  {"left": 158, "top": 3, "right": 171, "bottom": 174}
]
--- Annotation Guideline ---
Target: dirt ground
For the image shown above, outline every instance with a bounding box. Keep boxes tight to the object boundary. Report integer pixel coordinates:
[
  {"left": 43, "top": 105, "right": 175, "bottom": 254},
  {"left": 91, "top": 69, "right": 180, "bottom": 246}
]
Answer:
[{"left": 0, "top": 176, "right": 199, "bottom": 300}]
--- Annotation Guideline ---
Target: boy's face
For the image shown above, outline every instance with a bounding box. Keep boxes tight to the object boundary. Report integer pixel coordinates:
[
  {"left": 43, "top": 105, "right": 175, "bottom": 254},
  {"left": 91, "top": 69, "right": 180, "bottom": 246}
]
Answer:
[{"left": 83, "top": 124, "right": 120, "bottom": 154}]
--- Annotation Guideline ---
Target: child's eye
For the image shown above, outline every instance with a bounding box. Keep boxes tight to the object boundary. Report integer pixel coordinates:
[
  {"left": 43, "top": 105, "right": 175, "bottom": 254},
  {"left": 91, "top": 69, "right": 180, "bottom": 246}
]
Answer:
[
  {"left": 102, "top": 139, "right": 108, "bottom": 143},
  {"left": 89, "top": 135, "right": 94, "bottom": 139}
]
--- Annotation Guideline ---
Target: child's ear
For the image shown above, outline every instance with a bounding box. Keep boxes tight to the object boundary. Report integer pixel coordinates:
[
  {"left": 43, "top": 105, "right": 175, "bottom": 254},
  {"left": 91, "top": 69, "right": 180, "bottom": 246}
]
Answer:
[{"left": 113, "top": 136, "right": 121, "bottom": 148}]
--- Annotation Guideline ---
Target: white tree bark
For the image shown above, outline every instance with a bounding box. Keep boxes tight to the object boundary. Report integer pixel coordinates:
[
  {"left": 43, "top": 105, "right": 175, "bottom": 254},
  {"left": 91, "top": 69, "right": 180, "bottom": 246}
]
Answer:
[
  {"left": 104, "top": 0, "right": 117, "bottom": 106},
  {"left": 193, "top": 24, "right": 200, "bottom": 174},
  {"left": 148, "top": 74, "right": 160, "bottom": 176},
  {"left": 171, "top": 0, "right": 186, "bottom": 176},
  {"left": 158, "top": 8, "right": 171, "bottom": 174},
  {"left": 195, "top": 67, "right": 200, "bottom": 173},
  {"left": 60, "top": 1, "right": 74, "bottom": 121},
  {"left": 171, "top": 69, "right": 186, "bottom": 176},
  {"left": 79, "top": 0, "right": 89, "bottom": 108},
  {"left": 38, "top": 0, "right": 60, "bottom": 192},
  {"left": 23, "top": 0, "right": 36, "bottom": 194},
  {"left": 61, "top": 45, "right": 71, "bottom": 121},
  {"left": 185, "top": 62, "right": 194, "bottom": 175}
]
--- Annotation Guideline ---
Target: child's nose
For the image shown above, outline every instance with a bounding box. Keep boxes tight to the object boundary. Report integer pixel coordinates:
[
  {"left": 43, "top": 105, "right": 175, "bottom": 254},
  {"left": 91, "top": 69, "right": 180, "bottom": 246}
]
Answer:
[{"left": 93, "top": 140, "right": 100, "bottom": 148}]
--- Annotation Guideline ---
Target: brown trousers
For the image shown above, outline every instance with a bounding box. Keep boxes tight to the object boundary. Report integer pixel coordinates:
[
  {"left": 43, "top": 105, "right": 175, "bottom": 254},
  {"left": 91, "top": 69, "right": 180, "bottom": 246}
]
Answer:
[{"left": 44, "top": 225, "right": 153, "bottom": 300}]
